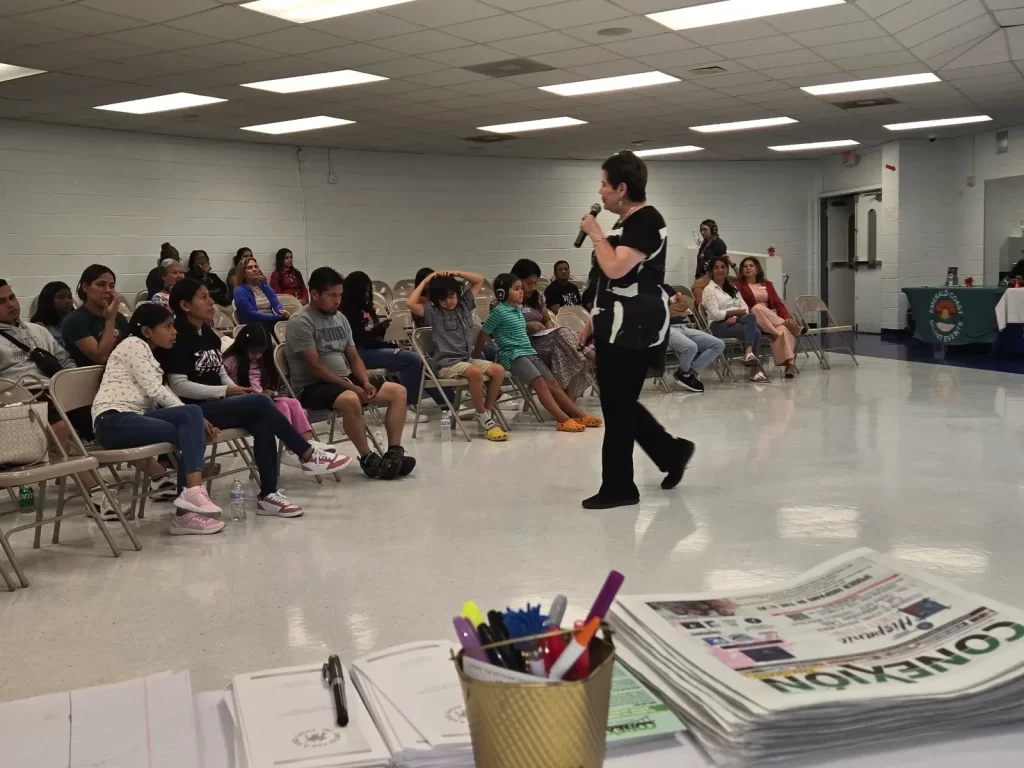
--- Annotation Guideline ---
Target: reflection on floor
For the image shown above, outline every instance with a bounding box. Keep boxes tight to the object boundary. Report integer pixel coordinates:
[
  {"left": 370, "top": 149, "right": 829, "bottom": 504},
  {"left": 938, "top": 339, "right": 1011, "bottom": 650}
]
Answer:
[
  {"left": 849, "top": 333, "right": 1024, "bottom": 375},
  {"left": 2, "top": 355, "right": 1023, "bottom": 703}
]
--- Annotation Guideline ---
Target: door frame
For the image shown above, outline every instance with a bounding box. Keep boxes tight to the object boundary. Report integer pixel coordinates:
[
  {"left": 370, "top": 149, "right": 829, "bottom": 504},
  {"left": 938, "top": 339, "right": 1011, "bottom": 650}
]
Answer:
[{"left": 817, "top": 185, "right": 882, "bottom": 306}]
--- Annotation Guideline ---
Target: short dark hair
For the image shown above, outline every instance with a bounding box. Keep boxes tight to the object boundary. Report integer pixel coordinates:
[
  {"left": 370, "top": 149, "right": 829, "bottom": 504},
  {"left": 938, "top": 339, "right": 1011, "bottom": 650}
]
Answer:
[
  {"left": 554, "top": 260, "right": 569, "bottom": 271},
  {"left": 76, "top": 264, "right": 116, "bottom": 301},
  {"left": 0, "top": 279, "right": 8, "bottom": 289},
  {"left": 601, "top": 151, "right": 647, "bottom": 202},
  {"left": 415, "top": 267, "right": 435, "bottom": 285},
  {"left": 493, "top": 273, "right": 519, "bottom": 303},
  {"left": 739, "top": 256, "right": 764, "bottom": 283},
  {"left": 428, "top": 275, "right": 460, "bottom": 306},
  {"left": 511, "top": 259, "right": 542, "bottom": 309},
  {"left": 168, "top": 277, "right": 205, "bottom": 316},
  {"left": 128, "top": 302, "right": 173, "bottom": 340},
  {"left": 32, "top": 281, "right": 72, "bottom": 327},
  {"left": 159, "top": 242, "right": 179, "bottom": 265},
  {"left": 309, "top": 266, "right": 343, "bottom": 294},
  {"left": 187, "top": 249, "right": 208, "bottom": 272}
]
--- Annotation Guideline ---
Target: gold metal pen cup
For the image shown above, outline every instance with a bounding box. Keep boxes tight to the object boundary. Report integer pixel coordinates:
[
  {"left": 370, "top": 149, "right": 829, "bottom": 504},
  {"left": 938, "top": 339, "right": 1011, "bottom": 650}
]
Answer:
[{"left": 452, "top": 628, "right": 615, "bottom": 768}]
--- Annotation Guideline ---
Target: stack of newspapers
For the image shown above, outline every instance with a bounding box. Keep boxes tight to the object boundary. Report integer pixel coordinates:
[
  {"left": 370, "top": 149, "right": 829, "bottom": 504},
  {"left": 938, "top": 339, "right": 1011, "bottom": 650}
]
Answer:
[{"left": 609, "top": 548, "right": 1024, "bottom": 765}]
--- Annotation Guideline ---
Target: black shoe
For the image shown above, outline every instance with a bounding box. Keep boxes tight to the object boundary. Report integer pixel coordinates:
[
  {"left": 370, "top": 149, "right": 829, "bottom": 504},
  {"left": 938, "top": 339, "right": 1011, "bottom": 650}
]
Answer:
[
  {"left": 582, "top": 493, "right": 640, "bottom": 510},
  {"left": 384, "top": 446, "right": 416, "bottom": 477},
  {"left": 662, "top": 439, "right": 695, "bottom": 490},
  {"left": 674, "top": 370, "right": 705, "bottom": 393},
  {"left": 360, "top": 451, "right": 401, "bottom": 480}
]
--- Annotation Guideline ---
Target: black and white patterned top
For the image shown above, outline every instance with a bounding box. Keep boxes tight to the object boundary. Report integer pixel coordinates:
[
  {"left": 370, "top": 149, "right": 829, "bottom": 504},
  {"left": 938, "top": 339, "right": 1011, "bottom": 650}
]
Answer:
[{"left": 587, "top": 205, "right": 670, "bottom": 350}]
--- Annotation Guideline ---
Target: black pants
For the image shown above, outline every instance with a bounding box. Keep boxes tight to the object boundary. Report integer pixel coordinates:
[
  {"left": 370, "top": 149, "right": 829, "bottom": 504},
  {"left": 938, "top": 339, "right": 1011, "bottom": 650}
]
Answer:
[{"left": 595, "top": 340, "right": 678, "bottom": 499}]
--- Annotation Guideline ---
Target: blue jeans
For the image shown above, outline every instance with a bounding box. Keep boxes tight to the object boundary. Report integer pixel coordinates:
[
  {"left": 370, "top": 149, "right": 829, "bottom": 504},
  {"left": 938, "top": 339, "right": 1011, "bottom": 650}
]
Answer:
[
  {"left": 711, "top": 314, "right": 761, "bottom": 349},
  {"left": 667, "top": 325, "right": 725, "bottom": 373},
  {"left": 359, "top": 346, "right": 448, "bottom": 405},
  {"left": 199, "top": 394, "right": 310, "bottom": 498},
  {"left": 94, "top": 405, "right": 206, "bottom": 493}
]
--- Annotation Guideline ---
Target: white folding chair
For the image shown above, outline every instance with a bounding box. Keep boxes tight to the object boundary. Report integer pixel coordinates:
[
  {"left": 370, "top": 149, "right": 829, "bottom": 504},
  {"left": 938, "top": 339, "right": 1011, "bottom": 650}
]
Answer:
[{"left": 274, "top": 320, "right": 289, "bottom": 343}]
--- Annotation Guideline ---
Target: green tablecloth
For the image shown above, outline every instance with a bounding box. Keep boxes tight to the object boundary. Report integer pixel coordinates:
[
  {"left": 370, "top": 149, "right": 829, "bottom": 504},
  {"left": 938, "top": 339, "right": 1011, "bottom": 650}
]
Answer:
[{"left": 902, "top": 286, "right": 1005, "bottom": 345}]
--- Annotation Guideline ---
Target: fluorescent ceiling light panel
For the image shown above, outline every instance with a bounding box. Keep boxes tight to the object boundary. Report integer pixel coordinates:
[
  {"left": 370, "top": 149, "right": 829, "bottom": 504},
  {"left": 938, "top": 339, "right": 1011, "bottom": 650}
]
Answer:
[
  {"left": 95, "top": 92, "right": 226, "bottom": 114},
  {"left": 540, "top": 71, "right": 680, "bottom": 97},
  {"left": 478, "top": 117, "right": 587, "bottom": 134},
  {"left": 769, "top": 139, "right": 859, "bottom": 152},
  {"left": 884, "top": 115, "right": 992, "bottom": 131},
  {"left": 649, "top": 0, "right": 845, "bottom": 31},
  {"left": 242, "top": 116, "right": 355, "bottom": 134},
  {"left": 242, "top": 69, "right": 387, "bottom": 94},
  {"left": 241, "top": 0, "right": 415, "bottom": 23},
  {"left": 635, "top": 145, "right": 704, "bottom": 157},
  {"left": 691, "top": 116, "right": 797, "bottom": 133},
  {"left": 802, "top": 72, "right": 940, "bottom": 96},
  {"left": 0, "top": 63, "right": 45, "bottom": 83}
]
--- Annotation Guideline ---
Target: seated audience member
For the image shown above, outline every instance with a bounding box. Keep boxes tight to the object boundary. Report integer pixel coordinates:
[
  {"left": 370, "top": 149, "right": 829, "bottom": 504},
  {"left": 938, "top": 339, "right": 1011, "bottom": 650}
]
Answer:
[
  {"left": 222, "top": 323, "right": 341, "bottom": 456},
  {"left": 411, "top": 266, "right": 434, "bottom": 329},
  {"left": 30, "top": 280, "right": 74, "bottom": 345},
  {"left": 187, "top": 250, "right": 231, "bottom": 307},
  {"left": 511, "top": 258, "right": 595, "bottom": 401},
  {"left": 341, "top": 270, "right": 431, "bottom": 424},
  {"left": 233, "top": 256, "right": 289, "bottom": 330},
  {"left": 270, "top": 248, "right": 309, "bottom": 305},
  {"left": 92, "top": 303, "right": 225, "bottom": 536},
  {"left": 63, "top": 264, "right": 129, "bottom": 369},
  {"left": 160, "top": 279, "right": 348, "bottom": 518},
  {"left": 146, "top": 242, "right": 179, "bottom": 297},
  {"left": 737, "top": 257, "right": 800, "bottom": 379},
  {"left": 285, "top": 267, "right": 416, "bottom": 480},
  {"left": 226, "top": 247, "right": 253, "bottom": 292},
  {"left": 701, "top": 257, "right": 768, "bottom": 383},
  {"left": 544, "top": 260, "right": 582, "bottom": 313},
  {"left": 662, "top": 285, "right": 725, "bottom": 393},
  {"left": 407, "top": 270, "right": 509, "bottom": 441},
  {"left": 0, "top": 279, "right": 115, "bottom": 515},
  {"left": 691, "top": 273, "right": 711, "bottom": 305},
  {"left": 151, "top": 258, "right": 185, "bottom": 308},
  {"left": 481, "top": 273, "right": 600, "bottom": 433}
]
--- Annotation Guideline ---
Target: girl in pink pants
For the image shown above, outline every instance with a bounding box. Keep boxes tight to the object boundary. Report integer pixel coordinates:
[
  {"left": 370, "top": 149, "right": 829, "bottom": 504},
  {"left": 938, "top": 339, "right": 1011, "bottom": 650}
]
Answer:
[{"left": 223, "top": 324, "right": 340, "bottom": 455}]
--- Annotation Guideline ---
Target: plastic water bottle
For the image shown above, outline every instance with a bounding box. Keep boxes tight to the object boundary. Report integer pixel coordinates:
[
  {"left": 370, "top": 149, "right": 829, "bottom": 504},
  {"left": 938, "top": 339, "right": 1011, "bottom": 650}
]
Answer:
[
  {"left": 374, "top": 429, "right": 386, "bottom": 452},
  {"left": 440, "top": 409, "right": 452, "bottom": 443},
  {"left": 229, "top": 479, "right": 246, "bottom": 522}
]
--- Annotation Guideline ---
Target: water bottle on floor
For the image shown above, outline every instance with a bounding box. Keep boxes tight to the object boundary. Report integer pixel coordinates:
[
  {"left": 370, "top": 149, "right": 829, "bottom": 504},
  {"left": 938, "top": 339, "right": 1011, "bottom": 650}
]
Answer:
[
  {"left": 229, "top": 479, "right": 246, "bottom": 522},
  {"left": 440, "top": 409, "right": 452, "bottom": 443}
]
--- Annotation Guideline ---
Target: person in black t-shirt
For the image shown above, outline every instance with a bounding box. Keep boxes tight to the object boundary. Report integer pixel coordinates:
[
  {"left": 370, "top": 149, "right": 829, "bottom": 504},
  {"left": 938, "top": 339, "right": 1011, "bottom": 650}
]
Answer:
[
  {"left": 544, "top": 260, "right": 582, "bottom": 313},
  {"left": 694, "top": 219, "right": 735, "bottom": 279},
  {"left": 578, "top": 151, "right": 695, "bottom": 510}
]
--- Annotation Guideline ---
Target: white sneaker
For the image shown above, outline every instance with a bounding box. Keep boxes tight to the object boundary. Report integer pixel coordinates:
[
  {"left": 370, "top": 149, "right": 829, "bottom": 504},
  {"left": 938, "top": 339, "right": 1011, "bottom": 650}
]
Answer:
[
  {"left": 90, "top": 489, "right": 119, "bottom": 521},
  {"left": 150, "top": 477, "right": 176, "bottom": 501},
  {"left": 406, "top": 409, "right": 428, "bottom": 423},
  {"left": 174, "top": 486, "right": 222, "bottom": 515},
  {"left": 301, "top": 449, "right": 353, "bottom": 475},
  {"left": 257, "top": 490, "right": 304, "bottom": 518}
]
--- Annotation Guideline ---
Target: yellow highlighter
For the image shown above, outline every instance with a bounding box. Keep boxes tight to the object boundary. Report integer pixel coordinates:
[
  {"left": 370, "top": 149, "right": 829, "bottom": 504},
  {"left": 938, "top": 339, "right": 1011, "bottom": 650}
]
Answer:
[{"left": 462, "top": 600, "right": 486, "bottom": 629}]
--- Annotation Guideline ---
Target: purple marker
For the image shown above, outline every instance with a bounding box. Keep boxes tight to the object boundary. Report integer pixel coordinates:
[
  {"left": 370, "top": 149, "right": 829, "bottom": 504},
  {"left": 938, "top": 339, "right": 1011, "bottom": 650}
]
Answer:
[
  {"left": 453, "top": 616, "right": 490, "bottom": 663},
  {"left": 585, "top": 570, "right": 625, "bottom": 624}
]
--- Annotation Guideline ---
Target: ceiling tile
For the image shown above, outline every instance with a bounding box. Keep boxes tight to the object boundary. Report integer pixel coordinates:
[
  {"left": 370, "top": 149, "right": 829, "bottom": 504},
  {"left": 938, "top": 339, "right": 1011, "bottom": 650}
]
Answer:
[
  {"left": 51, "top": 34, "right": 158, "bottom": 60},
  {"left": 532, "top": 46, "right": 624, "bottom": 67},
  {"left": 306, "top": 12, "right": 423, "bottom": 41},
  {"left": 104, "top": 25, "right": 222, "bottom": 51},
  {"left": 877, "top": 0, "right": 962, "bottom": 34},
  {"left": 383, "top": 0, "right": 503, "bottom": 26},
  {"left": 17, "top": 4, "right": 146, "bottom": 34},
  {"left": 765, "top": 4, "right": 871, "bottom": 32},
  {"left": 789, "top": 20, "right": 888, "bottom": 47},
  {"left": 832, "top": 50, "right": 920, "bottom": 71},
  {"left": 479, "top": 0, "right": 569, "bottom": 12},
  {"left": 166, "top": 5, "right": 294, "bottom": 39},
  {"left": 601, "top": 33, "right": 696, "bottom": 57},
  {"left": 0, "top": 19, "right": 84, "bottom": 45},
  {"left": 184, "top": 41, "right": 286, "bottom": 65},
  {"left": 304, "top": 43, "right": 400, "bottom": 68},
  {"left": 637, "top": 47, "right": 725, "bottom": 71},
  {"left": 736, "top": 48, "right": 824, "bottom": 71},
  {"left": 492, "top": 31, "right": 590, "bottom": 56},
  {"left": 562, "top": 17, "right": 666, "bottom": 44},
  {"left": 3, "top": 46, "right": 99, "bottom": 71},
  {"left": 517, "top": 0, "right": 628, "bottom": 30},
  {"left": 404, "top": 67, "right": 491, "bottom": 86},
  {"left": 682, "top": 19, "right": 785, "bottom": 46},
  {"left": 815, "top": 36, "right": 906, "bottom": 61},
  {"left": 440, "top": 15, "right": 549, "bottom": 43},
  {"left": 0, "top": 71, "right": 110, "bottom": 98},
  {"left": 118, "top": 50, "right": 219, "bottom": 74},
  {"left": 1008, "top": 25, "right": 1024, "bottom": 60},
  {"left": 923, "top": 33, "right": 990, "bottom": 69},
  {"left": 940, "top": 61, "right": 1017, "bottom": 79},
  {"left": 995, "top": 8, "right": 1024, "bottom": 24},
  {"left": 759, "top": 61, "right": 842, "bottom": 80},
  {"left": 726, "top": 35, "right": 803, "bottom": 58},
  {"left": 0, "top": 0, "right": 65, "bottom": 15},
  {"left": 364, "top": 55, "right": 450, "bottom": 78},
  {"left": 911, "top": 18, "right": 996, "bottom": 61},
  {"left": 446, "top": 78, "right": 526, "bottom": 94},
  {"left": 240, "top": 27, "right": 347, "bottom": 54},
  {"left": 895, "top": 0, "right": 992, "bottom": 50},
  {"left": 420, "top": 44, "right": 509, "bottom": 66},
  {"left": 942, "top": 30, "right": 1010, "bottom": 69},
  {"left": 80, "top": 0, "right": 220, "bottom": 23},
  {"left": 373, "top": 29, "right": 473, "bottom": 54}
]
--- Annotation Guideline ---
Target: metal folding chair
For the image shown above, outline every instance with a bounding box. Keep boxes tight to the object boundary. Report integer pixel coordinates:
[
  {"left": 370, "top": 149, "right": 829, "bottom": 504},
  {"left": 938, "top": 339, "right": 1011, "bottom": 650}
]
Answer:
[
  {"left": 393, "top": 279, "right": 416, "bottom": 293},
  {"left": 372, "top": 281, "right": 393, "bottom": 303},
  {"left": 393, "top": 286, "right": 413, "bottom": 300},
  {"left": 794, "top": 295, "right": 858, "bottom": 369},
  {"left": 277, "top": 294, "right": 303, "bottom": 316},
  {"left": 472, "top": 306, "right": 489, "bottom": 324},
  {"left": 373, "top": 292, "right": 390, "bottom": 317},
  {"left": 134, "top": 290, "right": 149, "bottom": 307}
]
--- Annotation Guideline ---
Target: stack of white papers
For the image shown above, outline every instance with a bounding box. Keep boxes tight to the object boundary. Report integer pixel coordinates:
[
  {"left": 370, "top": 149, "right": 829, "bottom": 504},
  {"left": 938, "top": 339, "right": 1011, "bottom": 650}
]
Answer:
[
  {"left": 351, "top": 641, "right": 474, "bottom": 768},
  {"left": 231, "top": 663, "right": 390, "bottom": 768},
  {"left": 0, "top": 670, "right": 201, "bottom": 768},
  {"left": 609, "top": 548, "right": 1024, "bottom": 765}
]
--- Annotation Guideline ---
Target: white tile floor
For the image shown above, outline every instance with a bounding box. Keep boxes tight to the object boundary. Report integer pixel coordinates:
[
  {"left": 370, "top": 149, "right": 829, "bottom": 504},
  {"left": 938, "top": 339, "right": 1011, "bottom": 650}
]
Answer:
[{"left": 2, "top": 355, "right": 1024, "bottom": 702}]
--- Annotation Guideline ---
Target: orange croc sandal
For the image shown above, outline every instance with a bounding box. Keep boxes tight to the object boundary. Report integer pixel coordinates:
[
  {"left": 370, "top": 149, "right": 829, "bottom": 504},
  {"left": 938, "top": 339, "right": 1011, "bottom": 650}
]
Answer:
[
  {"left": 575, "top": 415, "right": 603, "bottom": 428},
  {"left": 556, "top": 419, "right": 586, "bottom": 433}
]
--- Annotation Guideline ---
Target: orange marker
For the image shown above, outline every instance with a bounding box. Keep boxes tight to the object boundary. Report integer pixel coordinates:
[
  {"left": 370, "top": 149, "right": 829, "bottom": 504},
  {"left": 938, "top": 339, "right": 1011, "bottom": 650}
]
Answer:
[{"left": 548, "top": 618, "right": 600, "bottom": 680}]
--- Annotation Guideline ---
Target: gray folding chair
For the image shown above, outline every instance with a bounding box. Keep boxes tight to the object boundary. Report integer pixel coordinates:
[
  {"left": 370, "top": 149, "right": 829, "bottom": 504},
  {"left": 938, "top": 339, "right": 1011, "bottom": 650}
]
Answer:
[
  {"left": 372, "top": 281, "right": 393, "bottom": 303},
  {"left": 393, "top": 286, "right": 413, "bottom": 300},
  {"left": 794, "top": 295, "right": 858, "bottom": 369},
  {"left": 134, "top": 290, "right": 149, "bottom": 307},
  {"left": 0, "top": 378, "right": 134, "bottom": 590},
  {"left": 393, "top": 279, "right": 416, "bottom": 292},
  {"left": 694, "top": 304, "right": 739, "bottom": 382},
  {"left": 277, "top": 294, "right": 303, "bottom": 316},
  {"left": 373, "top": 292, "right": 390, "bottom": 317},
  {"left": 49, "top": 367, "right": 173, "bottom": 525},
  {"left": 472, "top": 306, "right": 489, "bottom": 324}
]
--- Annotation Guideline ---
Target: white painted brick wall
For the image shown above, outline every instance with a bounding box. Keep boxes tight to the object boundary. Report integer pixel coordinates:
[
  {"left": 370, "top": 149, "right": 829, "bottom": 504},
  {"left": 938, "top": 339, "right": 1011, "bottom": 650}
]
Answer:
[
  {"left": 820, "top": 147, "right": 883, "bottom": 194},
  {"left": 0, "top": 119, "right": 817, "bottom": 303}
]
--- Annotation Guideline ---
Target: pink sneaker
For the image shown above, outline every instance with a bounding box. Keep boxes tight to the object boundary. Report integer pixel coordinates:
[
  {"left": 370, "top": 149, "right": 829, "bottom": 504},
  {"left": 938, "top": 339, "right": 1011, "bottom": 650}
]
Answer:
[
  {"left": 169, "top": 512, "right": 225, "bottom": 536},
  {"left": 257, "top": 490, "right": 304, "bottom": 518},
  {"left": 174, "top": 486, "right": 223, "bottom": 515},
  {"left": 301, "top": 448, "right": 353, "bottom": 475}
]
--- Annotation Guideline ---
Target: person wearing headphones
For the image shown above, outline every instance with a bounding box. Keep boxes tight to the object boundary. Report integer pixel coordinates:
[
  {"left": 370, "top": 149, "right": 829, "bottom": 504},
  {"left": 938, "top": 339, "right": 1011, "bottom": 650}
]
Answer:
[{"left": 694, "top": 219, "right": 735, "bottom": 279}]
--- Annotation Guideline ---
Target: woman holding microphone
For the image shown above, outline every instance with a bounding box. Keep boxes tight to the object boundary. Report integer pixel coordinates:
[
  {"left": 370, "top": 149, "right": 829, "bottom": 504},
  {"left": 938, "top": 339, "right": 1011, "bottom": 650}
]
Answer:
[{"left": 578, "top": 151, "right": 695, "bottom": 509}]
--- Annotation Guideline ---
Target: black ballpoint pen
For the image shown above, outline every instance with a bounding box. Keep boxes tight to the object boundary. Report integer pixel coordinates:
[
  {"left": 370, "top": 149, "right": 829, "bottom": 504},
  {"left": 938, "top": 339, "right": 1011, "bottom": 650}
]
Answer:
[{"left": 322, "top": 654, "right": 349, "bottom": 727}]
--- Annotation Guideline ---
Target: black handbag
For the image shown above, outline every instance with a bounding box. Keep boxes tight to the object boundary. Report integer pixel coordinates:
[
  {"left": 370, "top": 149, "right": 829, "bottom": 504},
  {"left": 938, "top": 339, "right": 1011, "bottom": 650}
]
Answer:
[{"left": 0, "top": 329, "right": 64, "bottom": 379}]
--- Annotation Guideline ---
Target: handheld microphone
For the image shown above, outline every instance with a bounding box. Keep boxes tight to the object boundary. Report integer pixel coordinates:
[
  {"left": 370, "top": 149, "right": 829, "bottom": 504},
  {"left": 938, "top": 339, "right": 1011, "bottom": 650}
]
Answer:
[{"left": 574, "top": 203, "right": 602, "bottom": 248}]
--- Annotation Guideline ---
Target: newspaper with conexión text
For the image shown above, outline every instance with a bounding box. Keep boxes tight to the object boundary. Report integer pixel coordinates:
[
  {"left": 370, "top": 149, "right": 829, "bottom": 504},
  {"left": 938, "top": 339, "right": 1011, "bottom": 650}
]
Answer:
[{"left": 609, "top": 548, "right": 1024, "bottom": 764}]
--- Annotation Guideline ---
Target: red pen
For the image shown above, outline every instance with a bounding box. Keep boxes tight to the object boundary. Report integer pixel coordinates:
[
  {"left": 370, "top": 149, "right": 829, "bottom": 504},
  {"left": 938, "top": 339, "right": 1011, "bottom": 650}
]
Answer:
[
  {"left": 571, "top": 619, "right": 591, "bottom": 681},
  {"left": 541, "top": 631, "right": 566, "bottom": 675}
]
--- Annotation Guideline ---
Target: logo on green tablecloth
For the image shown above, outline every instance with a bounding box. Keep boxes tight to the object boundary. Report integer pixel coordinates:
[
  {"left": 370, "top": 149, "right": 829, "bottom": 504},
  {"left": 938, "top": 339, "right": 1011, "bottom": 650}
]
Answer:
[{"left": 928, "top": 290, "right": 963, "bottom": 343}]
